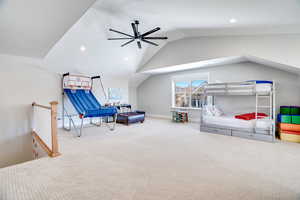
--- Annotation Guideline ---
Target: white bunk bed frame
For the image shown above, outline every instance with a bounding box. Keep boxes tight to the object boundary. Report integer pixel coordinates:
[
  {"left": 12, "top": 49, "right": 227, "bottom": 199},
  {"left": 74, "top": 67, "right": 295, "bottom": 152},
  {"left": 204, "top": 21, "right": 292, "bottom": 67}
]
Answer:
[{"left": 200, "top": 81, "right": 276, "bottom": 142}]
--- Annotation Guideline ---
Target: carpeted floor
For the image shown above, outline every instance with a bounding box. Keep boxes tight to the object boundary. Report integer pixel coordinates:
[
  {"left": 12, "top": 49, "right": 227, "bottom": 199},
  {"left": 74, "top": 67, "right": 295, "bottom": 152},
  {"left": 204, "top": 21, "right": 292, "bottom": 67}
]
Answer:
[{"left": 0, "top": 118, "right": 300, "bottom": 200}]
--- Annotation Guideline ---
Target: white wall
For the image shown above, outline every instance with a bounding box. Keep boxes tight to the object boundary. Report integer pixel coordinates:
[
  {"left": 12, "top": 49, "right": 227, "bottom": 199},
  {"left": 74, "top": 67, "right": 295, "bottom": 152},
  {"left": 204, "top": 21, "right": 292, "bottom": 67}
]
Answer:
[
  {"left": 138, "top": 62, "right": 300, "bottom": 121},
  {"left": 0, "top": 55, "right": 60, "bottom": 168},
  {"left": 92, "top": 77, "right": 129, "bottom": 105},
  {"left": 141, "top": 34, "right": 300, "bottom": 72},
  {"left": 128, "top": 87, "right": 138, "bottom": 110}
]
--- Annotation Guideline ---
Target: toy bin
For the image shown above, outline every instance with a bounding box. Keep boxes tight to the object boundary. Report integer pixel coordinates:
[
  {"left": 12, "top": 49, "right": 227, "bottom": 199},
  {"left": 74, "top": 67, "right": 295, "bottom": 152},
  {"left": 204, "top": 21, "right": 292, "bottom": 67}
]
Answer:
[
  {"left": 292, "top": 115, "right": 300, "bottom": 125},
  {"left": 280, "top": 106, "right": 300, "bottom": 115},
  {"left": 279, "top": 123, "right": 300, "bottom": 132},
  {"left": 280, "top": 106, "right": 290, "bottom": 115},
  {"left": 291, "top": 106, "right": 300, "bottom": 115},
  {"left": 277, "top": 114, "right": 292, "bottom": 124},
  {"left": 280, "top": 131, "right": 300, "bottom": 143}
]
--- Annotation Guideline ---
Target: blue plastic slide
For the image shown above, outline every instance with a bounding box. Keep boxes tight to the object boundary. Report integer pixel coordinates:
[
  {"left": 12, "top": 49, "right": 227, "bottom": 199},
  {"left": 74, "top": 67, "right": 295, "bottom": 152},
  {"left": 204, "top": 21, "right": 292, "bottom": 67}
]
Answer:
[{"left": 64, "top": 89, "right": 117, "bottom": 118}]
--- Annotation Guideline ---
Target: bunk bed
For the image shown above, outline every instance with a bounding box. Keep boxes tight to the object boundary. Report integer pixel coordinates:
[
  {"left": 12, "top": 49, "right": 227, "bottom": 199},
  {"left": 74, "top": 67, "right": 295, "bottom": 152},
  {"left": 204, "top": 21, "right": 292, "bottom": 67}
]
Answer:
[{"left": 200, "top": 80, "right": 275, "bottom": 142}]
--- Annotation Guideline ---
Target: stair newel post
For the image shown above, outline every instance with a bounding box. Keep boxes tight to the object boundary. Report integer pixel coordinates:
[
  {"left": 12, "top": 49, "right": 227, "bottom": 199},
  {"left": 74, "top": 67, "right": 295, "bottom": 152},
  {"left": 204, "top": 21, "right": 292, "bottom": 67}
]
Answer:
[{"left": 50, "top": 101, "right": 60, "bottom": 157}]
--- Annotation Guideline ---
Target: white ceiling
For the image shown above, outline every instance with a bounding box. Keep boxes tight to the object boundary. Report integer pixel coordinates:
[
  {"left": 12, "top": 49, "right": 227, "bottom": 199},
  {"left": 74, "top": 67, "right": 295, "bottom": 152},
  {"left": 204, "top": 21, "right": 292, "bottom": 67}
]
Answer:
[
  {"left": 44, "top": 6, "right": 169, "bottom": 78},
  {"left": 18, "top": 0, "right": 300, "bottom": 85},
  {"left": 141, "top": 56, "right": 247, "bottom": 74},
  {"left": 94, "top": 0, "right": 300, "bottom": 36},
  {"left": 0, "top": 0, "right": 96, "bottom": 57},
  {"left": 2, "top": 0, "right": 300, "bottom": 59},
  {"left": 44, "top": 0, "right": 300, "bottom": 74},
  {"left": 140, "top": 55, "right": 300, "bottom": 75}
]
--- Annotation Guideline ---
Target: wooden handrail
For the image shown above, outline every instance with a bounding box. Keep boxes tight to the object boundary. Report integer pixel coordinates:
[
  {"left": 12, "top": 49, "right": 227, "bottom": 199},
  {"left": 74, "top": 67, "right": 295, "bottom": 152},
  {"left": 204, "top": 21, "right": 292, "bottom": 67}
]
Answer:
[
  {"left": 32, "top": 102, "right": 51, "bottom": 110},
  {"left": 32, "top": 101, "right": 61, "bottom": 157}
]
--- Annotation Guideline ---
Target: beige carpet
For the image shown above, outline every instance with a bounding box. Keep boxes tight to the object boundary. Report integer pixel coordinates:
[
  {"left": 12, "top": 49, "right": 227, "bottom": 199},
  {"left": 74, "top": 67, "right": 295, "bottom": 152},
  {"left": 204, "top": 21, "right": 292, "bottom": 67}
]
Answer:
[{"left": 0, "top": 118, "right": 300, "bottom": 200}]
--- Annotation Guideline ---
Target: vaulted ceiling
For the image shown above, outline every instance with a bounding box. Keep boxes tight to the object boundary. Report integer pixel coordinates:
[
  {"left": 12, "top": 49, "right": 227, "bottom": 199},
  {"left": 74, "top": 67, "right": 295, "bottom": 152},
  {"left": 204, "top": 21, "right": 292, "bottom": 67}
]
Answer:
[
  {"left": 95, "top": 0, "right": 300, "bottom": 35},
  {"left": 43, "top": 0, "right": 300, "bottom": 86},
  {"left": 0, "top": 0, "right": 97, "bottom": 57},
  {"left": 2, "top": 0, "right": 300, "bottom": 85}
]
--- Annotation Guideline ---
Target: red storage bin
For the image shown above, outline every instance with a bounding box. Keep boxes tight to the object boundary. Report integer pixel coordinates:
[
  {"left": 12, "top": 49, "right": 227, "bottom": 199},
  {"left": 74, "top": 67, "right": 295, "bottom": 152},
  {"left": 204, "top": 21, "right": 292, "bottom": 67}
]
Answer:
[{"left": 280, "top": 130, "right": 300, "bottom": 136}]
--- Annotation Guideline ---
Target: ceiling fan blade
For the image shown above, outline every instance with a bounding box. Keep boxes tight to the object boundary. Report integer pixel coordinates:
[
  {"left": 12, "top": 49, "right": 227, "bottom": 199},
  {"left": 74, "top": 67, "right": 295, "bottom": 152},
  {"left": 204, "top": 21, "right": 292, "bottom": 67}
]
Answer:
[
  {"left": 131, "top": 23, "right": 138, "bottom": 38},
  {"left": 121, "top": 39, "right": 135, "bottom": 47},
  {"left": 142, "top": 36, "right": 168, "bottom": 40},
  {"left": 109, "top": 28, "right": 134, "bottom": 38},
  {"left": 142, "top": 39, "right": 158, "bottom": 46},
  {"left": 141, "top": 27, "right": 161, "bottom": 37},
  {"left": 137, "top": 41, "right": 142, "bottom": 49},
  {"left": 108, "top": 37, "right": 133, "bottom": 40}
]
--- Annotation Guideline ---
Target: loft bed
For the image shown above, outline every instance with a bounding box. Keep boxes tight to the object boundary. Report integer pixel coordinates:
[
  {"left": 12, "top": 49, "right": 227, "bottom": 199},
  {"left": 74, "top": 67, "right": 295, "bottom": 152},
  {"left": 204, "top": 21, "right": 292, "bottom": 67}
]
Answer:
[{"left": 200, "top": 80, "right": 275, "bottom": 142}]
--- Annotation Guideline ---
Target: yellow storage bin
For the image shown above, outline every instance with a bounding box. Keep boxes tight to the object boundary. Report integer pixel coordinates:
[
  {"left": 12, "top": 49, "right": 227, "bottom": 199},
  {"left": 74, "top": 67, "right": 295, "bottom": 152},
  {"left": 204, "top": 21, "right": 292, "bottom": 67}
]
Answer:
[{"left": 280, "top": 132, "right": 300, "bottom": 143}]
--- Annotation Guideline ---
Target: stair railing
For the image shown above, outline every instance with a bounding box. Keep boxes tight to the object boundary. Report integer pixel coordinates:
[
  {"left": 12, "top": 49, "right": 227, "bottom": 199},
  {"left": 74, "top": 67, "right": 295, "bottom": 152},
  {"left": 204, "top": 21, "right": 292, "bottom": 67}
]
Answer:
[{"left": 32, "top": 101, "right": 61, "bottom": 157}]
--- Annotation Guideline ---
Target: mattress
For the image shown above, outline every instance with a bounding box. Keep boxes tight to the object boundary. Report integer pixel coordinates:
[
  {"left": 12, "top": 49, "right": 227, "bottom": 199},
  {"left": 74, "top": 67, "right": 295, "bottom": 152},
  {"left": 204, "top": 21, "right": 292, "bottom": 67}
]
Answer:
[{"left": 202, "top": 115, "right": 272, "bottom": 130}]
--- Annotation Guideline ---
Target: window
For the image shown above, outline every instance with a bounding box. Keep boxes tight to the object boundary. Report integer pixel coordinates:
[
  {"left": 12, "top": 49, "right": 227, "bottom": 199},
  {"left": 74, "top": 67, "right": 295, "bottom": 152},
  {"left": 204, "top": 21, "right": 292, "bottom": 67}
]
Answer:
[
  {"left": 174, "top": 81, "right": 190, "bottom": 107},
  {"left": 172, "top": 73, "right": 208, "bottom": 109}
]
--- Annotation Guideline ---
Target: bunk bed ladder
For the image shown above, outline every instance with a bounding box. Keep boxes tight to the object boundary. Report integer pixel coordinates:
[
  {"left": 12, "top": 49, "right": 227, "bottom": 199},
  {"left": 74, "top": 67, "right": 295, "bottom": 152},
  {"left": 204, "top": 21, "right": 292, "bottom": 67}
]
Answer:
[
  {"left": 255, "top": 86, "right": 274, "bottom": 141},
  {"left": 256, "top": 94, "right": 272, "bottom": 119}
]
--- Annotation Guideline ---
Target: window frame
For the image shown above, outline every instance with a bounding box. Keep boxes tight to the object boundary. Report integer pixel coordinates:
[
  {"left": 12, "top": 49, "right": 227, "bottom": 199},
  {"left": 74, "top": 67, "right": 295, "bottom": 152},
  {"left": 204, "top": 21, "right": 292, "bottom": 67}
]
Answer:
[{"left": 171, "top": 73, "right": 209, "bottom": 110}]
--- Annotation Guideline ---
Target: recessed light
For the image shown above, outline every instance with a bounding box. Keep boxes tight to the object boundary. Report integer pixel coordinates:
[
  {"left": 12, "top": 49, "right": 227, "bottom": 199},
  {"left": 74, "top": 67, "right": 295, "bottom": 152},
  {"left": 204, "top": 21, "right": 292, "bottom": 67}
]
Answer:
[
  {"left": 80, "top": 45, "right": 86, "bottom": 52},
  {"left": 124, "top": 57, "right": 129, "bottom": 61},
  {"left": 229, "top": 18, "right": 237, "bottom": 24}
]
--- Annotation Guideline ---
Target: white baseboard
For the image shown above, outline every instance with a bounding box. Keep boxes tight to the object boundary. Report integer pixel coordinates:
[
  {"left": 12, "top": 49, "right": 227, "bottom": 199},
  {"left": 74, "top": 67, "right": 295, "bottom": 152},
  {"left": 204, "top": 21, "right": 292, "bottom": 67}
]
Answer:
[
  {"left": 147, "top": 113, "right": 200, "bottom": 123},
  {"left": 147, "top": 114, "right": 171, "bottom": 120}
]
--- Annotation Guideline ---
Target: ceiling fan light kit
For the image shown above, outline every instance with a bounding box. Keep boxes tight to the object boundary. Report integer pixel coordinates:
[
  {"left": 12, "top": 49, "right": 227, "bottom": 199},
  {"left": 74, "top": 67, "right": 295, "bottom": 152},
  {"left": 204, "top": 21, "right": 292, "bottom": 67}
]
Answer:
[{"left": 108, "top": 20, "right": 168, "bottom": 49}]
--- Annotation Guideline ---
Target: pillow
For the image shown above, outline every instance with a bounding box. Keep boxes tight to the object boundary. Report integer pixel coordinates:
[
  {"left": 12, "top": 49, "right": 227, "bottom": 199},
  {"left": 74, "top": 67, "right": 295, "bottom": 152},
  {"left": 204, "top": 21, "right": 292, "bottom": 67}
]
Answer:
[
  {"left": 213, "top": 106, "right": 224, "bottom": 117},
  {"left": 204, "top": 105, "right": 214, "bottom": 116}
]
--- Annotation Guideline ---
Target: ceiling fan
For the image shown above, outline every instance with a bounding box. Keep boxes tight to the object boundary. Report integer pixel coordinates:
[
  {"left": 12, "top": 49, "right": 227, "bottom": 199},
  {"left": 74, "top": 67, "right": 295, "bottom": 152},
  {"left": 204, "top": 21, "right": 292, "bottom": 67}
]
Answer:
[{"left": 108, "top": 20, "right": 168, "bottom": 49}]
